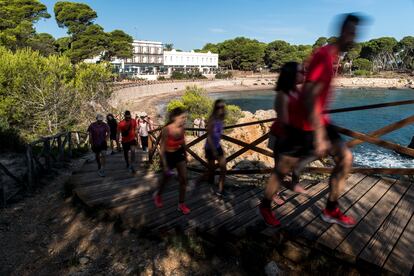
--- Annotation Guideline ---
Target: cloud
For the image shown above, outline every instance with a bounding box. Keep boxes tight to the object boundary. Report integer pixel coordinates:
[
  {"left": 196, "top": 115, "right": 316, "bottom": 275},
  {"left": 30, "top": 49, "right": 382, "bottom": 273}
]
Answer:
[{"left": 208, "top": 28, "right": 226, "bottom": 34}]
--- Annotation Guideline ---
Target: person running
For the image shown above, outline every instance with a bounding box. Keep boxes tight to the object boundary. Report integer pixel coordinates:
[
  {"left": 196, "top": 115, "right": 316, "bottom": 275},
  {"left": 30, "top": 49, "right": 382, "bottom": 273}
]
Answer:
[
  {"left": 87, "top": 114, "right": 110, "bottom": 177},
  {"left": 138, "top": 113, "right": 151, "bottom": 152},
  {"left": 117, "top": 110, "right": 138, "bottom": 173},
  {"left": 259, "top": 14, "right": 362, "bottom": 228},
  {"left": 268, "top": 62, "right": 308, "bottom": 205},
  {"left": 193, "top": 100, "right": 227, "bottom": 198},
  {"left": 153, "top": 107, "right": 191, "bottom": 215},
  {"left": 106, "top": 113, "right": 120, "bottom": 154}
]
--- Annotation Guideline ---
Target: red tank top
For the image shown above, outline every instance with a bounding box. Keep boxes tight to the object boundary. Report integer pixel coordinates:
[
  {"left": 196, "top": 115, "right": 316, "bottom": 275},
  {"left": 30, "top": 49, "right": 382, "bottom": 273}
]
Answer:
[{"left": 166, "top": 126, "right": 184, "bottom": 151}]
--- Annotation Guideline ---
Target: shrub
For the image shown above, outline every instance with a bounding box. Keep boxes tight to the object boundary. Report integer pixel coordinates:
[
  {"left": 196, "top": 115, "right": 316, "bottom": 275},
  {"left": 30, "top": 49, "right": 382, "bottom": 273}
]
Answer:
[
  {"left": 157, "top": 76, "right": 167, "bottom": 81},
  {"left": 166, "top": 86, "right": 242, "bottom": 125},
  {"left": 353, "top": 58, "right": 373, "bottom": 72},
  {"left": 354, "top": 69, "right": 371, "bottom": 76},
  {"left": 215, "top": 72, "right": 233, "bottom": 79},
  {"left": 170, "top": 71, "right": 207, "bottom": 80}
]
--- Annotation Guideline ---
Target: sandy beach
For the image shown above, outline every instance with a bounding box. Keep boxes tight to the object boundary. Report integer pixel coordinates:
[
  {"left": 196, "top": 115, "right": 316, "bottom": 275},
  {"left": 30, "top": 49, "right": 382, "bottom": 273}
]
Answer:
[{"left": 110, "top": 76, "right": 414, "bottom": 121}]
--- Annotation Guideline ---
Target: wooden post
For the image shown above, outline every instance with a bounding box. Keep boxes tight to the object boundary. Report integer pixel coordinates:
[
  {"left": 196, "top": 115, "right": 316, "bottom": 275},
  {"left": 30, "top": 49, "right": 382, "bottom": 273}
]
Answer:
[
  {"left": 44, "top": 139, "right": 51, "bottom": 171},
  {"left": 68, "top": 132, "right": 73, "bottom": 158},
  {"left": 26, "top": 145, "right": 33, "bottom": 190},
  {"left": 57, "top": 134, "right": 63, "bottom": 161}
]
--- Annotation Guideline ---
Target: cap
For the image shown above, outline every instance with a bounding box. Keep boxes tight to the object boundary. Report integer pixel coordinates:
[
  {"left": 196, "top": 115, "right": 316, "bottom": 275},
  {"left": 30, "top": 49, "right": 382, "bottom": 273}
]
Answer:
[
  {"left": 124, "top": 110, "right": 131, "bottom": 116},
  {"left": 96, "top": 114, "right": 104, "bottom": 121},
  {"left": 141, "top": 112, "right": 148, "bottom": 117}
]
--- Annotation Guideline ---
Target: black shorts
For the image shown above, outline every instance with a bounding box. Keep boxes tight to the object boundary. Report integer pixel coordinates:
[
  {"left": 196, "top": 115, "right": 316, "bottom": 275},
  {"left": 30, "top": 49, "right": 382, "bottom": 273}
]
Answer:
[
  {"left": 165, "top": 147, "right": 186, "bottom": 169},
  {"left": 277, "top": 124, "right": 342, "bottom": 158},
  {"left": 110, "top": 133, "right": 117, "bottom": 140},
  {"left": 92, "top": 143, "right": 107, "bottom": 153},
  {"left": 122, "top": 139, "right": 137, "bottom": 152},
  {"left": 205, "top": 146, "right": 224, "bottom": 160}
]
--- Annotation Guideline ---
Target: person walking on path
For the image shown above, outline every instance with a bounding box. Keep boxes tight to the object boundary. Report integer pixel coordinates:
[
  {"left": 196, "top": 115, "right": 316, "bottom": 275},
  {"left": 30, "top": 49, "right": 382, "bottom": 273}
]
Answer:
[
  {"left": 117, "top": 110, "right": 138, "bottom": 173},
  {"left": 88, "top": 114, "right": 110, "bottom": 177},
  {"left": 266, "top": 62, "right": 308, "bottom": 206},
  {"left": 259, "top": 14, "right": 362, "bottom": 228},
  {"left": 106, "top": 113, "right": 120, "bottom": 154},
  {"left": 193, "top": 100, "right": 228, "bottom": 198},
  {"left": 199, "top": 117, "right": 206, "bottom": 136},
  {"left": 193, "top": 117, "right": 201, "bottom": 137},
  {"left": 153, "top": 107, "right": 191, "bottom": 215},
  {"left": 138, "top": 112, "right": 151, "bottom": 152}
]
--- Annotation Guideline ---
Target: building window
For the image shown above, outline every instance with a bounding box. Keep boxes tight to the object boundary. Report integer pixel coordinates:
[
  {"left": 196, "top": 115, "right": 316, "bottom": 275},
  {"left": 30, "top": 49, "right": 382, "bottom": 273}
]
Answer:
[{"left": 170, "top": 56, "right": 173, "bottom": 61}]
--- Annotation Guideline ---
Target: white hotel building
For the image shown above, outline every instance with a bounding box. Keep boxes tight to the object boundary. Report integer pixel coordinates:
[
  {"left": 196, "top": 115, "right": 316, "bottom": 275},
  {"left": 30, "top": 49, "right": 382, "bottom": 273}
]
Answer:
[
  {"left": 111, "top": 40, "right": 219, "bottom": 78},
  {"left": 163, "top": 49, "right": 219, "bottom": 74}
]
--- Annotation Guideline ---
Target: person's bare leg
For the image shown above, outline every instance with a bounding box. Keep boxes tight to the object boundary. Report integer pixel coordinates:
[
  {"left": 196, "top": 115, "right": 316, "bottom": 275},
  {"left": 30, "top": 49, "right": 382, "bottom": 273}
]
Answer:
[
  {"left": 217, "top": 156, "right": 226, "bottom": 192},
  {"left": 328, "top": 143, "right": 353, "bottom": 202},
  {"left": 157, "top": 173, "right": 171, "bottom": 196},
  {"left": 100, "top": 152, "right": 106, "bottom": 170},
  {"left": 176, "top": 161, "right": 188, "bottom": 203},
  {"left": 95, "top": 152, "right": 101, "bottom": 170},
  {"left": 130, "top": 145, "right": 136, "bottom": 167},
  {"left": 264, "top": 155, "right": 298, "bottom": 201}
]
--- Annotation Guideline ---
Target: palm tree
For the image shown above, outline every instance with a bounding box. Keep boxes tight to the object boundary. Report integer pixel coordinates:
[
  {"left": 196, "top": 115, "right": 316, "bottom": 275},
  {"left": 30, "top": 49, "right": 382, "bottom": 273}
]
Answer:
[{"left": 164, "top": 43, "right": 174, "bottom": 51}]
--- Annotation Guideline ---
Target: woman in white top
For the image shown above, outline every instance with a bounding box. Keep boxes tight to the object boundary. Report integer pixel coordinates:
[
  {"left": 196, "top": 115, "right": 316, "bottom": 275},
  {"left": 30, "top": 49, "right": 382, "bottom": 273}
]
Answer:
[{"left": 138, "top": 113, "right": 151, "bottom": 152}]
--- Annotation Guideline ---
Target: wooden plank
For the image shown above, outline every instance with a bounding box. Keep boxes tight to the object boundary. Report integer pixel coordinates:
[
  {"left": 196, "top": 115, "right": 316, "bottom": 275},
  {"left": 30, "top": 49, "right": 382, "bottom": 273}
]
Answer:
[
  {"left": 158, "top": 185, "right": 259, "bottom": 232},
  {"left": 262, "top": 173, "right": 366, "bottom": 237},
  {"left": 230, "top": 179, "right": 325, "bottom": 237},
  {"left": 285, "top": 173, "right": 370, "bottom": 236},
  {"left": 314, "top": 177, "right": 389, "bottom": 252},
  {"left": 299, "top": 175, "right": 376, "bottom": 243},
  {"left": 383, "top": 210, "right": 414, "bottom": 275},
  {"left": 336, "top": 178, "right": 408, "bottom": 260},
  {"left": 358, "top": 182, "right": 414, "bottom": 268}
]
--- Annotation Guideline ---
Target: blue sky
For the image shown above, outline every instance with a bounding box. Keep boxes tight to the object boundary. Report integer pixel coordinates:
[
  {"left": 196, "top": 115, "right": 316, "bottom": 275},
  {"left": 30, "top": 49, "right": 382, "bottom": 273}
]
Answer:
[{"left": 35, "top": 0, "right": 414, "bottom": 50}]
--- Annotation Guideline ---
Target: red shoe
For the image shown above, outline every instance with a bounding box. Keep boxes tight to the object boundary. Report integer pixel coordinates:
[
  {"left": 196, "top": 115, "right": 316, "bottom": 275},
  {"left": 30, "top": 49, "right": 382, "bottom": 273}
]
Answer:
[
  {"left": 321, "top": 207, "right": 356, "bottom": 228},
  {"left": 153, "top": 193, "right": 163, "bottom": 208},
  {"left": 177, "top": 203, "right": 191, "bottom": 215},
  {"left": 259, "top": 203, "right": 281, "bottom": 227}
]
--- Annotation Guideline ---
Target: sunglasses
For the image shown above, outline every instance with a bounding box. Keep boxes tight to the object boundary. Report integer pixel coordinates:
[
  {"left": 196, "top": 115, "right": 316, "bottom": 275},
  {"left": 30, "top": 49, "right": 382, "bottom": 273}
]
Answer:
[{"left": 217, "top": 105, "right": 226, "bottom": 109}]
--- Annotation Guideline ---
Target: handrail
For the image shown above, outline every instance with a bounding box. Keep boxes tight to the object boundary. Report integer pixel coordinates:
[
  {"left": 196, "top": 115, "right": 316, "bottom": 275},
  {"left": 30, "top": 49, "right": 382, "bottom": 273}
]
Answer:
[{"left": 148, "top": 98, "right": 414, "bottom": 177}]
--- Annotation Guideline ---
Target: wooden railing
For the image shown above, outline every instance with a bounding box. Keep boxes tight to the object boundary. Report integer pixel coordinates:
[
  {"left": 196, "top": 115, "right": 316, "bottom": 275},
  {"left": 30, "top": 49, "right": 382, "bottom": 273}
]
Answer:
[
  {"left": 0, "top": 131, "right": 88, "bottom": 206},
  {"left": 148, "top": 99, "right": 414, "bottom": 176}
]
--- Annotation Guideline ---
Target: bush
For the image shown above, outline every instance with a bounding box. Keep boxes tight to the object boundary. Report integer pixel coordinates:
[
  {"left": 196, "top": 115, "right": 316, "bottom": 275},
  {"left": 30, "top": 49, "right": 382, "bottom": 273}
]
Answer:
[
  {"left": 353, "top": 58, "right": 372, "bottom": 72},
  {"left": 166, "top": 86, "right": 242, "bottom": 125},
  {"left": 157, "top": 76, "right": 167, "bottom": 81},
  {"left": 0, "top": 46, "right": 113, "bottom": 144},
  {"left": 170, "top": 71, "right": 207, "bottom": 80},
  {"left": 215, "top": 72, "right": 233, "bottom": 79},
  {"left": 354, "top": 69, "right": 371, "bottom": 76}
]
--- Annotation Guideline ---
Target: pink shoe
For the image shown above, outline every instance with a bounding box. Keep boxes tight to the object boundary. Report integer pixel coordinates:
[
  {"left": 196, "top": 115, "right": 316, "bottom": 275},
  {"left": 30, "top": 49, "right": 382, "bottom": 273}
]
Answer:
[
  {"left": 153, "top": 193, "right": 163, "bottom": 208},
  {"left": 177, "top": 203, "right": 191, "bottom": 215}
]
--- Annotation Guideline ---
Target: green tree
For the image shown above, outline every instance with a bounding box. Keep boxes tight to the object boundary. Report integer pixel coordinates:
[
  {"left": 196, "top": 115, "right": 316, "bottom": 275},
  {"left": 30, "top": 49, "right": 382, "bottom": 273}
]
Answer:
[
  {"left": 218, "top": 37, "right": 266, "bottom": 71},
  {"left": 28, "top": 33, "right": 56, "bottom": 56},
  {"left": 0, "top": 0, "right": 50, "bottom": 50},
  {"left": 54, "top": 1, "right": 97, "bottom": 35},
  {"left": 68, "top": 24, "right": 109, "bottom": 63},
  {"left": 55, "top": 36, "right": 71, "bottom": 54},
  {"left": 353, "top": 58, "right": 372, "bottom": 71},
  {"left": 313, "top": 37, "right": 328, "bottom": 49},
  {"left": 397, "top": 36, "right": 414, "bottom": 70},
  {"left": 264, "top": 40, "right": 298, "bottom": 71},
  {"left": 104, "top": 30, "right": 133, "bottom": 60},
  {"left": 360, "top": 37, "right": 398, "bottom": 71},
  {"left": 200, "top": 43, "right": 219, "bottom": 53},
  {"left": 164, "top": 43, "right": 174, "bottom": 51}
]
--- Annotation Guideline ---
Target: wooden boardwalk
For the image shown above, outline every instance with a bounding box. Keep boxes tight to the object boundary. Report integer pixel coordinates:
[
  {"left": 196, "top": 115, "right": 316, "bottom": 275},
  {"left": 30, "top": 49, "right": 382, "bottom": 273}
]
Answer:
[{"left": 70, "top": 152, "right": 414, "bottom": 275}]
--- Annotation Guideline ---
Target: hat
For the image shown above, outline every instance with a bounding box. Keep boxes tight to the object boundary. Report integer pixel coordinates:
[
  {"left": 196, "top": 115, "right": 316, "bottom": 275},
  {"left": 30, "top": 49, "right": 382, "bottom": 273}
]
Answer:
[
  {"left": 96, "top": 114, "right": 104, "bottom": 121},
  {"left": 141, "top": 112, "right": 148, "bottom": 117},
  {"left": 124, "top": 110, "right": 131, "bottom": 116}
]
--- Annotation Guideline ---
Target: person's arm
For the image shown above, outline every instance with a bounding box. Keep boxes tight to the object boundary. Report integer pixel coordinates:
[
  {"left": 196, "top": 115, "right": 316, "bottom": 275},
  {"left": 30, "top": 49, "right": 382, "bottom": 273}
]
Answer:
[
  {"left": 275, "top": 92, "right": 289, "bottom": 125},
  {"left": 206, "top": 119, "right": 218, "bottom": 157},
  {"left": 105, "top": 124, "right": 110, "bottom": 142},
  {"left": 303, "top": 81, "right": 328, "bottom": 156},
  {"left": 160, "top": 128, "right": 169, "bottom": 171}
]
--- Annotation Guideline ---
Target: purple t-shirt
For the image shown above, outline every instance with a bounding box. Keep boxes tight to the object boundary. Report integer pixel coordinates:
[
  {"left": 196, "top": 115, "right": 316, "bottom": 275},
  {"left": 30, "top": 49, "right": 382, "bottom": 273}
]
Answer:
[
  {"left": 87, "top": 122, "right": 109, "bottom": 146},
  {"left": 205, "top": 119, "right": 223, "bottom": 149}
]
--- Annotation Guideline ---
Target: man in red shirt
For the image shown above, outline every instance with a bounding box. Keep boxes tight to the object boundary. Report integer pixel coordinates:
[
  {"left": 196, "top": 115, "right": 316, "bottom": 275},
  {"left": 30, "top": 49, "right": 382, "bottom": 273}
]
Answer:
[
  {"left": 88, "top": 114, "right": 110, "bottom": 177},
  {"left": 117, "top": 110, "right": 138, "bottom": 173},
  {"left": 260, "top": 14, "right": 362, "bottom": 228}
]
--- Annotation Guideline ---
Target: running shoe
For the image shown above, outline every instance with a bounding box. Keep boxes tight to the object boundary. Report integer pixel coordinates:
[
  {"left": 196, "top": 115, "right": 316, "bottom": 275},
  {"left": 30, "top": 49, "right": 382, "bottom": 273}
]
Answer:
[
  {"left": 320, "top": 207, "right": 356, "bottom": 228},
  {"left": 153, "top": 192, "right": 163, "bottom": 208},
  {"left": 259, "top": 203, "right": 281, "bottom": 227},
  {"left": 97, "top": 169, "right": 105, "bottom": 177},
  {"left": 128, "top": 165, "right": 136, "bottom": 174},
  {"left": 177, "top": 203, "right": 191, "bottom": 215}
]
